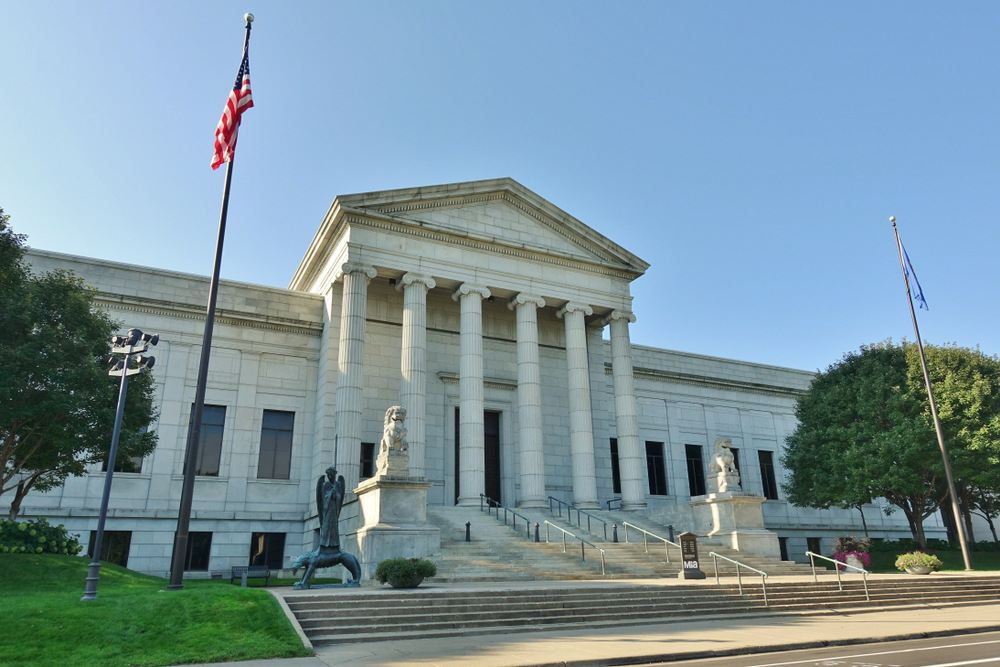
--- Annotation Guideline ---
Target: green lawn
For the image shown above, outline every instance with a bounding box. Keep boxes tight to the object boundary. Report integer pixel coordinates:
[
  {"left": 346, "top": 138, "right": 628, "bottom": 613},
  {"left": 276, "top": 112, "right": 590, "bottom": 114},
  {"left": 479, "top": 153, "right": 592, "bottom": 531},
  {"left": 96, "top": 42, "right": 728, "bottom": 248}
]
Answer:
[
  {"left": 0, "top": 554, "right": 313, "bottom": 667},
  {"left": 809, "top": 550, "right": 1000, "bottom": 573}
]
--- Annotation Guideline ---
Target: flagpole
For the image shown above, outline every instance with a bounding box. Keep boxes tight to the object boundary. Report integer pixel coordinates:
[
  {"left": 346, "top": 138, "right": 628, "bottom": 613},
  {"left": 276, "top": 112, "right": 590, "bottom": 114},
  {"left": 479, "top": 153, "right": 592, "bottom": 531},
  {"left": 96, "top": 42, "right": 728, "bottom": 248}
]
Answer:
[
  {"left": 168, "top": 15, "right": 253, "bottom": 591},
  {"left": 891, "top": 216, "right": 972, "bottom": 570}
]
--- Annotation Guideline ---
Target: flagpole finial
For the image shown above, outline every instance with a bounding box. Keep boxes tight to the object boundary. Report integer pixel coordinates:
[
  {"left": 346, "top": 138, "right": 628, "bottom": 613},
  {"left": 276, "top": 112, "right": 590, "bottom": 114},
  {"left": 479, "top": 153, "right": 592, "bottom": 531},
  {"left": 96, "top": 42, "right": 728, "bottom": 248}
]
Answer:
[
  {"left": 245, "top": 13, "right": 254, "bottom": 22},
  {"left": 889, "top": 216, "right": 895, "bottom": 223}
]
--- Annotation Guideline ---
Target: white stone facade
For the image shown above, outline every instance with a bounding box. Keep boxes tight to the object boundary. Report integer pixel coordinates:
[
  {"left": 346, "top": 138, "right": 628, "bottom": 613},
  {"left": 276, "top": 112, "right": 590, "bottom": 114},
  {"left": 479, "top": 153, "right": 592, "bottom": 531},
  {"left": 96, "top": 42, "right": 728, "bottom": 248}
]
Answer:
[{"left": 5, "top": 178, "right": 944, "bottom": 576}]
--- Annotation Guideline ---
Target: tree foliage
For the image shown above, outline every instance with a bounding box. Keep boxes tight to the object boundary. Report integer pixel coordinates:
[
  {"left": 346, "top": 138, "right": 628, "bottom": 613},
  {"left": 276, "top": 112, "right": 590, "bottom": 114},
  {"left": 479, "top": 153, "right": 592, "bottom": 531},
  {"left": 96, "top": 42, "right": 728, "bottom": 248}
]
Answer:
[
  {"left": 0, "top": 209, "right": 158, "bottom": 519},
  {"left": 782, "top": 341, "right": 1000, "bottom": 549}
]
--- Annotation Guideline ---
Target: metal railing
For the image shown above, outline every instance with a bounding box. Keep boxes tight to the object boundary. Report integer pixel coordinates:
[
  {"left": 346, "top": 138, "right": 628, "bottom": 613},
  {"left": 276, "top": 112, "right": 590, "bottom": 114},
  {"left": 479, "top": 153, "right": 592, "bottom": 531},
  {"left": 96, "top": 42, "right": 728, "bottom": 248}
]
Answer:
[
  {"left": 543, "top": 520, "right": 606, "bottom": 575},
  {"left": 709, "top": 551, "right": 769, "bottom": 606},
  {"left": 606, "top": 498, "right": 622, "bottom": 511},
  {"left": 805, "top": 551, "right": 870, "bottom": 602},
  {"left": 480, "top": 494, "right": 532, "bottom": 540},
  {"left": 548, "top": 496, "right": 608, "bottom": 541},
  {"left": 621, "top": 522, "right": 676, "bottom": 562}
]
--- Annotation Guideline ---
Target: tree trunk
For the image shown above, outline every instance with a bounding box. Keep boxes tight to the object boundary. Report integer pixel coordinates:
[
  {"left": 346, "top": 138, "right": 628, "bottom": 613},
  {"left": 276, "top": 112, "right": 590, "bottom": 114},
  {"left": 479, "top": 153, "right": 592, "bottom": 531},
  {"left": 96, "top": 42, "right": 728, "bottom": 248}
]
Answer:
[
  {"left": 857, "top": 505, "right": 870, "bottom": 538},
  {"left": 987, "top": 516, "right": 999, "bottom": 544},
  {"left": 7, "top": 480, "right": 29, "bottom": 521},
  {"left": 900, "top": 504, "right": 928, "bottom": 549}
]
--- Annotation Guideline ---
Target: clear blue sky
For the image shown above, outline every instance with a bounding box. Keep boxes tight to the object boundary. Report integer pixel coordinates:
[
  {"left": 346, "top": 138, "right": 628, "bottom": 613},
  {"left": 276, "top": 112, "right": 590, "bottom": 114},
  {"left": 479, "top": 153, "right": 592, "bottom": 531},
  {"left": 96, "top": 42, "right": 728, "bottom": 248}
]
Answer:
[{"left": 2, "top": 2, "right": 996, "bottom": 372}]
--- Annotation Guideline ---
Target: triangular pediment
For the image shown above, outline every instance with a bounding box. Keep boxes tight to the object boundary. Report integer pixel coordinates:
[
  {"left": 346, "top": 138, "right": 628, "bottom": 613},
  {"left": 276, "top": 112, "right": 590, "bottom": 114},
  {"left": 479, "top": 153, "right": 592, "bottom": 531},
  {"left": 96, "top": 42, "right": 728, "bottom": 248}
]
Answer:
[{"left": 290, "top": 178, "right": 649, "bottom": 292}]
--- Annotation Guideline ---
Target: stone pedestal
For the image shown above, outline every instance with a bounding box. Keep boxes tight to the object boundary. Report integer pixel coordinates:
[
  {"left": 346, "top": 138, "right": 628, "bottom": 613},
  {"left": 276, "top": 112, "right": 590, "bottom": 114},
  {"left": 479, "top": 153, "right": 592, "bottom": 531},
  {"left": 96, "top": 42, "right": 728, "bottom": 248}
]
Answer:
[
  {"left": 353, "top": 466, "right": 440, "bottom": 581},
  {"left": 688, "top": 492, "right": 780, "bottom": 559}
]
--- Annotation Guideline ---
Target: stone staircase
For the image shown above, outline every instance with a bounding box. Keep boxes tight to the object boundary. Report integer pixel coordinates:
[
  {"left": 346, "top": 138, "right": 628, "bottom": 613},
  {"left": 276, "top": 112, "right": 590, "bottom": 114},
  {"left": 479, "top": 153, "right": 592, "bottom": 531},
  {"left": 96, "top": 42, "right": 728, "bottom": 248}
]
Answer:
[
  {"left": 424, "top": 504, "right": 813, "bottom": 582},
  {"left": 283, "top": 575, "right": 1000, "bottom": 646}
]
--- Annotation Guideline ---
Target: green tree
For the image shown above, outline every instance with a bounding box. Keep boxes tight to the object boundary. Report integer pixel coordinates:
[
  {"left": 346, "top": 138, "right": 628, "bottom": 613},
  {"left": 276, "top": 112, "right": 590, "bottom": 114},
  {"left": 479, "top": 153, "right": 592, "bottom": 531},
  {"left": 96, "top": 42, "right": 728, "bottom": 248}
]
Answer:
[
  {"left": 0, "top": 210, "right": 158, "bottom": 519},
  {"left": 783, "top": 342, "right": 953, "bottom": 548}
]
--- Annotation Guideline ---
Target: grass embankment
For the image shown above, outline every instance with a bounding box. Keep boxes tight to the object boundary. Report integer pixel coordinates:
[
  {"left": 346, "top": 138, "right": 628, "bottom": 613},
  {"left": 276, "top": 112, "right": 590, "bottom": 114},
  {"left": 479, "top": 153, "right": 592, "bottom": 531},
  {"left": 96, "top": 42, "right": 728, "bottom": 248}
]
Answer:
[
  {"left": 0, "top": 554, "right": 312, "bottom": 667},
  {"left": 811, "top": 551, "right": 1000, "bottom": 573}
]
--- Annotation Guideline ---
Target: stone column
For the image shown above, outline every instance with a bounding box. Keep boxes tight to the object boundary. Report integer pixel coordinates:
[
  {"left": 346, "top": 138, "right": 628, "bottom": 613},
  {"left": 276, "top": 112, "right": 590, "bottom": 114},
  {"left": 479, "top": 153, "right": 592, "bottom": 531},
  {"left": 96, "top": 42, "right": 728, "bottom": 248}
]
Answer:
[
  {"left": 509, "top": 293, "right": 547, "bottom": 509},
  {"left": 557, "top": 302, "right": 599, "bottom": 509},
  {"left": 397, "top": 273, "right": 436, "bottom": 478},
  {"left": 604, "top": 309, "right": 646, "bottom": 511},
  {"left": 335, "top": 263, "right": 377, "bottom": 491},
  {"left": 452, "top": 284, "right": 490, "bottom": 506}
]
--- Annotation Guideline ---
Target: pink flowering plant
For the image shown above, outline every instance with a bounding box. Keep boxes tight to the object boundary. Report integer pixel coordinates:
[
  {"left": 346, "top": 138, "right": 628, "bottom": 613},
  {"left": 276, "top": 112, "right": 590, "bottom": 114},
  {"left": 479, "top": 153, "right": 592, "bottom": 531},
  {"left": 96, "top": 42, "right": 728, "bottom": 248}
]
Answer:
[
  {"left": 832, "top": 550, "right": 871, "bottom": 570},
  {"left": 832, "top": 534, "right": 871, "bottom": 571}
]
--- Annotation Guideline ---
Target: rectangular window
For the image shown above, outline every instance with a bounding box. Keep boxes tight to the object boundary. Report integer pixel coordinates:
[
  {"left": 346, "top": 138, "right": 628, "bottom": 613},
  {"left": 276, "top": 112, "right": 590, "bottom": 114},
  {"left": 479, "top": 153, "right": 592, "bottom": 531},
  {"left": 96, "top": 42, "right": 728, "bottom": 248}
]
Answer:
[
  {"left": 729, "top": 447, "right": 741, "bottom": 478},
  {"left": 258, "top": 410, "right": 294, "bottom": 479},
  {"left": 249, "top": 532, "right": 286, "bottom": 569},
  {"left": 101, "top": 455, "right": 144, "bottom": 473},
  {"left": 685, "top": 444, "right": 706, "bottom": 497},
  {"left": 610, "top": 439, "right": 621, "bottom": 495},
  {"left": 758, "top": 450, "right": 779, "bottom": 500},
  {"left": 807, "top": 537, "right": 822, "bottom": 555},
  {"left": 87, "top": 530, "right": 132, "bottom": 567},
  {"left": 360, "top": 442, "right": 375, "bottom": 480},
  {"left": 189, "top": 405, "right": 226, "bottom": 477},
  {"left": 645, "top": 441, "right": 668, "bottom": 496},
  {"left": 184, "top": 531, "right": 212, "bottom": 571}
]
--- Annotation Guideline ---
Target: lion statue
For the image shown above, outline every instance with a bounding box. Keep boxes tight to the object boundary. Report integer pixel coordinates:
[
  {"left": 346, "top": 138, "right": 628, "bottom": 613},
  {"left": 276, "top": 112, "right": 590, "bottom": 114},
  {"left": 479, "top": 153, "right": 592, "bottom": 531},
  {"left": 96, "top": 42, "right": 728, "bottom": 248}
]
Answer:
[
  {"left": 708, "top": 437, "right": 742, "bottom": 493},
  {"left": 380, "top": 405, "right": 408, "bottom": 455},
  {"left": 291, "top": 548, "right": 360, "bottom": 589}
]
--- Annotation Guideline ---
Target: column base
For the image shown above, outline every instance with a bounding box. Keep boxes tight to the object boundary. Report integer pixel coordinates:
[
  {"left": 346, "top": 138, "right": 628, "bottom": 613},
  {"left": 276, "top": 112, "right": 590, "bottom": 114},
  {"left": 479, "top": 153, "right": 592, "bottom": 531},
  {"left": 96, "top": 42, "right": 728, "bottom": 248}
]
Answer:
[
  {"left": 516, "top": 499, "right": 547, "bottom": 510},
  {"left": 620, "top": 501, "right": 648, "bottom": 511},
  {"left": 572, "top": 500, "right": 600, "bottom": 510},
  {"left": 456, "top": 496, "right": 480, "bottom": 507}
]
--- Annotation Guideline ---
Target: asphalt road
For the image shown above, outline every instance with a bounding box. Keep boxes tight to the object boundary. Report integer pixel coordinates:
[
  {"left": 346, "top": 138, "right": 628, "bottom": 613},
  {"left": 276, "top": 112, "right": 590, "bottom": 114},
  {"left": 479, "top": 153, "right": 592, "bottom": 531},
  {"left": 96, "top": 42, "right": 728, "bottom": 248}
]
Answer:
[{"left": 651, "top": 631, "right": 1000, "bottom": 667}]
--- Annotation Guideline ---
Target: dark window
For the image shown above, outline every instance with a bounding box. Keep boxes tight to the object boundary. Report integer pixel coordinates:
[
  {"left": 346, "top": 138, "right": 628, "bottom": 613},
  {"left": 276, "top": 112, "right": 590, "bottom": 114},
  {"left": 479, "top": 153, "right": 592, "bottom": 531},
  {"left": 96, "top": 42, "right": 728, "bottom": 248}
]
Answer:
[
  {"left": 685, "top": 444, "right": 706, "bottom": 497},
  {"left": 258, "top": 410, "right": 294, "bottom": 479},
  {"left": 729, "top": 447, "right": 741, "bottom": 478},
  {"left": 758, "top": 450, "right": 779, "bottom": 500},
  {"left": 360, "top": 442, "right": 375, "bottom": 480},
  {"left": 249, "top": 532, "right": 286, "bottom": 569},
  {"left": 610, "top": 439, "right": 621, "bottom": 495},
  {"left": 101, "top": 455, "right": 143, "bottom": 473},
  {"left": 778, "top": 537, "right": 789, "bottom": 561},
  {"left": 484, "top": 411, "right": 502, "bottom": 503},
  {"left": 184, "top": 531, "right": 212, "bottom": 571},
  {"left": 807, "top": 537, "right": 822, "bottom": 555},
  {"left": 87, "top": 530, "right": 132, "bottom": 567},
  {"left": 188, "top": 405, "right": 226, "bottom": 476},
  {"left": 645, "top": 441, "right": 668, "bottom": 495}
]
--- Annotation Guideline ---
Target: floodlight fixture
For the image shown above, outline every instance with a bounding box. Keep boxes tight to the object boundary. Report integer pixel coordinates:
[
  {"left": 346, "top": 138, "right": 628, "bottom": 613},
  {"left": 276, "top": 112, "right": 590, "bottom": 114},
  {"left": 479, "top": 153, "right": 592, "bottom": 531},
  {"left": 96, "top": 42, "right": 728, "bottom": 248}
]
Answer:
[
  {"left": 142, "top": 333, "right": 159, "bottom": 346},
  {"left": 126, "top": 328, "right": 143, "bottom": 346}
]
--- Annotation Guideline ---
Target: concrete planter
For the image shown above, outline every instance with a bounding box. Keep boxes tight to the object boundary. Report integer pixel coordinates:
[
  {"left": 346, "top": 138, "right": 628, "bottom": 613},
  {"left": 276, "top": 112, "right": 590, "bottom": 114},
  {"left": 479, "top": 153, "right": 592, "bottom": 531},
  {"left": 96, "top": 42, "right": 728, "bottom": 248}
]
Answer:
[
  {"left": 905, "top": 566, "right": 933, "bottom": 575},
  {"left": 388, "top": 575, "right": 424, "bottom": 589}
]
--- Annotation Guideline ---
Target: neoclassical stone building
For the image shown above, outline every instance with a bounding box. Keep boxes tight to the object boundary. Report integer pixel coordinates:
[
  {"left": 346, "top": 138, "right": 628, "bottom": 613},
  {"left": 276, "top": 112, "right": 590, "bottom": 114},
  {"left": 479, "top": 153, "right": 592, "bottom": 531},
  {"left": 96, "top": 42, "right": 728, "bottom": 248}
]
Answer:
[{"left": 8, "top": 178, "right": 942, "bottom": 576}]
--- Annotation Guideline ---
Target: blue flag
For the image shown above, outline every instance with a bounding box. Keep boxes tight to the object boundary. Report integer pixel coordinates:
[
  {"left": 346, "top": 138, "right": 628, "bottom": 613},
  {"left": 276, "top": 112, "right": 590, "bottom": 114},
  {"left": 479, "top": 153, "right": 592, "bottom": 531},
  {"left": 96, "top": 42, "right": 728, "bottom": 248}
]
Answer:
[{"left": 902, "top": 245, "right": 928, "bottom": 310}]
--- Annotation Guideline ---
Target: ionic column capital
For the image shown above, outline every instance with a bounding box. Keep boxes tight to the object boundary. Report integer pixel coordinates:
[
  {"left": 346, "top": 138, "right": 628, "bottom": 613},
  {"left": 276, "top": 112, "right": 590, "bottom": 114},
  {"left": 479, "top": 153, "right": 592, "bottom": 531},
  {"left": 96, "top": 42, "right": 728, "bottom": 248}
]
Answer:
[
  {"left": 452, "top": 284, "right": 491, "bottom": 301},
  {"left": 601, "top": 309, "right": 636, "bottom": 326},
  {"left": 335, "top": 263, "right": 377, "bottom": 283},
  {"left": 507, "top": 293, "right": 546, "bottom": 311},
  {"left": 396, "top": 273, "right": 436, "bottom": 293},
  {"left": 556, "top": 302, "right": 593, "bottom": 319}
]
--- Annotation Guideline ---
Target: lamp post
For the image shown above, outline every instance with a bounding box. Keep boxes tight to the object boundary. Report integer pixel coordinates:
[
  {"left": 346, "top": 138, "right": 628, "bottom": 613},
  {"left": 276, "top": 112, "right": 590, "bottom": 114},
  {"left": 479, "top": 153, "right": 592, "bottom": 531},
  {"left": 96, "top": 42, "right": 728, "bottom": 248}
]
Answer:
[{"left": 82, "top": 328, "right": 158, "bottom": 601}]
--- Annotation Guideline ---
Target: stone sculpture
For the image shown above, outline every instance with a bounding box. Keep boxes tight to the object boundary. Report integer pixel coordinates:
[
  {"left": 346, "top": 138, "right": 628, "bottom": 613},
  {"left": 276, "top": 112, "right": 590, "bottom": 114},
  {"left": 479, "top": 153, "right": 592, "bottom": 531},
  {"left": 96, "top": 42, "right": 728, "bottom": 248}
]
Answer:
[
  {"left": 292, "top": 466, "right": 361, "bottom": 589},
  {"left": 708, "top": 437, "right": 742, "bottom": 493},
  {"left": 377, "top": 406, "right": 409, "bottom": 476}
]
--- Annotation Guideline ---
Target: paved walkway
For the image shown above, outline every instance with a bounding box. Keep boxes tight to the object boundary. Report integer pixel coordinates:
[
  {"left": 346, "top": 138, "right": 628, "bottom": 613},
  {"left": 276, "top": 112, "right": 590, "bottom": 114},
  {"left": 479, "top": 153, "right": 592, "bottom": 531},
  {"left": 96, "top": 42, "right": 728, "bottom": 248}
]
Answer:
[{"left": 185, "top": 575, "right": 1000, "bottom": 667}]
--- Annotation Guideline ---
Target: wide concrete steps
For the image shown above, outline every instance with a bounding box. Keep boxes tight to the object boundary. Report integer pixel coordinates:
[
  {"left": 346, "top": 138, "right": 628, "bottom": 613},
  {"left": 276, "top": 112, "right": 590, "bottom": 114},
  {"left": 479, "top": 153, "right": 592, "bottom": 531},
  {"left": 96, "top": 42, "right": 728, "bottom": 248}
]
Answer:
[{"left": 283, "top": 576, "right": 1000, "bottom": 646}]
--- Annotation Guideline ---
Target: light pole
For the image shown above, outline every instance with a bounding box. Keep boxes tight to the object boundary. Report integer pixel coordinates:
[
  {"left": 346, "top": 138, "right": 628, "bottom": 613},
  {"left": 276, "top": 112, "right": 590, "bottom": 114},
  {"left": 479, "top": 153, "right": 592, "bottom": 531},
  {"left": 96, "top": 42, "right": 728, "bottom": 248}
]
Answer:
[{"left": 82, "top": 328, "right": 158, "bottom": 601}]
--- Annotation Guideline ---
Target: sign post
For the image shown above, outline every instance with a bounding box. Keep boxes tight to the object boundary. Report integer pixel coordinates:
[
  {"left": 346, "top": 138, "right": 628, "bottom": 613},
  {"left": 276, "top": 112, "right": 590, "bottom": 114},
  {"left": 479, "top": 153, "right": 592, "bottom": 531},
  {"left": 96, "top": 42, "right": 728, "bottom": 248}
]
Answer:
[{"left": 678, "top": 531, "right": 706, "bottom": 580}]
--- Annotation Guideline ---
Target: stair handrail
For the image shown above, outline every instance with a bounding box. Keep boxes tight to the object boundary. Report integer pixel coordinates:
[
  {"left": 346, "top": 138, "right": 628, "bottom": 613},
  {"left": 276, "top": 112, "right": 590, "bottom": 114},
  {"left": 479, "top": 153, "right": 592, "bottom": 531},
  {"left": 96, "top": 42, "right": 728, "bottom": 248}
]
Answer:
[
  {"left": 548, "top": 496, "right": 608, "bottom": 541},
  {"left": 621, "top": 521, "right": 676, "bottom": 562},
  {"left": 805, "top": 551, "right": 870, "bottom": 602},
  {"left": 543, "top": 520, "right": 606, "bottom": 575},
  {"left": 479, "top": 494, "right": 532, "bottom": 540},
  {"left": 606, "top": 498, "right": 622, "bottom": 511},
  {"left": 708, "top": 551, "right": 769, "bottom": 606}
]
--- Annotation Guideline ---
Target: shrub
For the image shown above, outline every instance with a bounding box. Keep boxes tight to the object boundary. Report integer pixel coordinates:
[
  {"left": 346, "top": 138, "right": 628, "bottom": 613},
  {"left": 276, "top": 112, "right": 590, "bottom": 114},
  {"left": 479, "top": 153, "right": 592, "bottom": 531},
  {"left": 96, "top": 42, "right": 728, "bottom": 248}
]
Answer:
[
  {"left": 373, "top": 558, "right": 437, "bottom": 585},
  {"left": 894, "top": 551, "right": 943, "bottom": 572},
  {"left": 0, "top": 518, "right": 83, "bottom": 556},
  {"left": 832, "top": 535, "right": 870, "bottom": 554}
]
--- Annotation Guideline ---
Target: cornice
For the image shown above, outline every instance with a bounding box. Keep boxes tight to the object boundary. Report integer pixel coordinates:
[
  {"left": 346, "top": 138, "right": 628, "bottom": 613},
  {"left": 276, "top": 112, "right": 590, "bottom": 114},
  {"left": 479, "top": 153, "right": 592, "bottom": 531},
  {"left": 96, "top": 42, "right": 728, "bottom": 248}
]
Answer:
[
  {"left": 95, "top": 292, "right": 325, "bottom": 337},
  {"left": 607, "top": 363, "right": 807, "bottom": 399},
  {"left": 436, "top": 371, "right": 517, "bottom": 392}
]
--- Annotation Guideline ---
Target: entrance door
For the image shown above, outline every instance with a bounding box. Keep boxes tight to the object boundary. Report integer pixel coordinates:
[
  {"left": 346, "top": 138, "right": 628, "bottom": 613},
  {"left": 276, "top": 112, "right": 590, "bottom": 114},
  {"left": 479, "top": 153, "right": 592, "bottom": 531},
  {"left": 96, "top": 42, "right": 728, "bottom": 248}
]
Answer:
[{"left": 454, "top": 408, "right": 503, "bottom": 504}]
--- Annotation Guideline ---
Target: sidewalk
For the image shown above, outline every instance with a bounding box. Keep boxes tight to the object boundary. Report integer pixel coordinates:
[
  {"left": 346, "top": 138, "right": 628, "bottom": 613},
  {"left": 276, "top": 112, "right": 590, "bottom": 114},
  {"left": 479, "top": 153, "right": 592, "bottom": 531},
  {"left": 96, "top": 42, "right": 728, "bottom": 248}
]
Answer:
[{"left": 185, "top": 576, "right": 1000, "bottom": 667}]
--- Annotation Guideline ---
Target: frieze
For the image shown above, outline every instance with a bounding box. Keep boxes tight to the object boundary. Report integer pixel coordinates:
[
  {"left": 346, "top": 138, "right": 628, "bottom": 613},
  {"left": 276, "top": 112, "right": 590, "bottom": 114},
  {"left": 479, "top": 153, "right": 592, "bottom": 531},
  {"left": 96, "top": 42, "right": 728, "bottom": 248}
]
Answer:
[{"left": 607, "top": 363, "right": 807, "bottom": 398}]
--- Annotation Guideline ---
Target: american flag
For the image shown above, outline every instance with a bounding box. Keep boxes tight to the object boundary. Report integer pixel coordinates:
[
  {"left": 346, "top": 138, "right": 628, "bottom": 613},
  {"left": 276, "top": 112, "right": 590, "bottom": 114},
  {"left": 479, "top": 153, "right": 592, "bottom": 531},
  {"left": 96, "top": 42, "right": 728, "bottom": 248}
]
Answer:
[{"left": 211, "top": 49, "right": 254, "bottom": 170}]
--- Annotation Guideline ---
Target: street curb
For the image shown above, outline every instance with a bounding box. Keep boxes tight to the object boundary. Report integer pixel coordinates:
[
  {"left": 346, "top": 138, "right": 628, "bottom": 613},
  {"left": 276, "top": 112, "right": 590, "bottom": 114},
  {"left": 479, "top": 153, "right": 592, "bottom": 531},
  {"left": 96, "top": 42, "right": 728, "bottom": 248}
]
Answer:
[{"left": 517, "top": 624, "right": 1000, "bottom": 667}]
